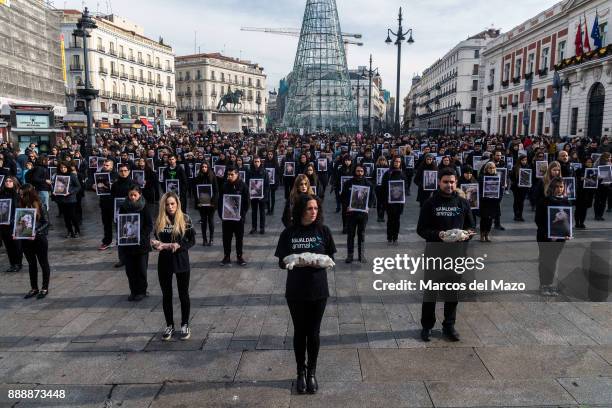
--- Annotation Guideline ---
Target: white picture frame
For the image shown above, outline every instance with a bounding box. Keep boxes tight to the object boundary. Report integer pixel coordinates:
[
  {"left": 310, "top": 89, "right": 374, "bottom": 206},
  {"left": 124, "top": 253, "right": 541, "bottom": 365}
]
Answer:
[
  {"left": 460, "top": 183, "right": 479, "bottom": 209},
  {"left": 249, "top": 178, "right": 264, "bottom": 199},
  {"left": 423, "top": 170, "right": 438, "bottom": 191},
  {"left": 132, "top": 170, "right": 145, "bottom": 188},
  {"left": 518, "top": 168, "right": 532, "bottom": 188},
  {"left": 598, "top": 165, "right": 612, "bottom": 184},
  {"left": 348, "top": 185, "right": 370, "bottom": 212},
  {"left": 95, "top": 173, "right": 111, "bottom": 196},
  {"left": 339, "top": 176, "right": 352, "bottom": 194},
  {"left": 388, "top": 180, "right": 406, "bottom": 204},
  {"left": 376, "top": 167, "right": 388, "bottom": 186},
  {"left": 117, "top": 213, "right": 140, "bottom": 246},
  {"left": 548, "top": 206, "right": 573, "bottom": 240},
  {"left": 222, "top": 194, "right": 242, "bottom": 221},
  {"left": 165, "top": 179, "right": 180, "bottom": 195},
  {"left": 213, "top": 165, "right": 226, "bottom": 178},
  {"left": 535, "top": 161, "right": 548, "bottom": 179},
  {"left": 265, "top": 168, "right": 276, "bottom": 185},
  {"left": 158, "top": 166, "right": 166, "bottom": 183},
  {"left": 563, "top": 177, "right": 576, "bottom": 200},
  {"left": 12, "top": 208, "right": 37, "bottom": 240},
  {"left": 0, "top": 198, "right": 12, "bottom": 225},
  {"left": 114, "top": 198, "right": 125, "bottom": 222},
  {"left": 583, "top": 168, "right": 599, "bottom": 189},
  {"left": 317, "top": 158, "right": 328, "bottom": 172},
  {"left": 483, "top": 176, "right": 501, "bottom": 199},
  {"left": 52, "top": 175, "right": 70, "bottom": 196},
  {"left": 284, "top": 161, "right": 296, "bottom": 177},
  {"left": 196, "top": 184, "right": 213, "bottom": 207}
]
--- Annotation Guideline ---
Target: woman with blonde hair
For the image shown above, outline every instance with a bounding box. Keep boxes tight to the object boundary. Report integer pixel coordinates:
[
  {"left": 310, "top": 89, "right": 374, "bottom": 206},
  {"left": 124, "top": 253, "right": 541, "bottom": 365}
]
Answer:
[
  {"left": 282, "top": 175, "right": 314, "bottom": 227},
  {"left": 152, "top": 192, "right": 196, "bottom": 341}
]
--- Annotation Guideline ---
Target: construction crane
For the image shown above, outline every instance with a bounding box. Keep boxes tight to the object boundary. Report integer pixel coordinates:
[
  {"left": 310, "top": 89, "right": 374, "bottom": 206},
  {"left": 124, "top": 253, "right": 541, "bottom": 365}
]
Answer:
[{"left": 240, "top": 27, "right": 364, "bottom": 47}]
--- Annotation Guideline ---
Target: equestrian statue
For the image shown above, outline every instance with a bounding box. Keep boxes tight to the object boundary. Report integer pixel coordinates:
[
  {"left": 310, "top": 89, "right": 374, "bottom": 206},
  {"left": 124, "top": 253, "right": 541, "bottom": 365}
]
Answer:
[{"left": 217, "top": 89, "right": 244, "bottom": 112}]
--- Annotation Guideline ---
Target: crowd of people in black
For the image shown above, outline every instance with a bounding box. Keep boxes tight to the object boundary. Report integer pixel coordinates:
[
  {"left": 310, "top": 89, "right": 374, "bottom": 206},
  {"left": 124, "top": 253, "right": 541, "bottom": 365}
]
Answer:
[{"left": 0, "top": 129, "right": 611, "bottom": 394}]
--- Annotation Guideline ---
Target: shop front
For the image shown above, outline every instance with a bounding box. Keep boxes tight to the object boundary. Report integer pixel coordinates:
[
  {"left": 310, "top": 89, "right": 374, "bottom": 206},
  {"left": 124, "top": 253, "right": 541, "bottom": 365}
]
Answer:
[{"left": 8, "top": 104, "right": 63, "bottom": 153}]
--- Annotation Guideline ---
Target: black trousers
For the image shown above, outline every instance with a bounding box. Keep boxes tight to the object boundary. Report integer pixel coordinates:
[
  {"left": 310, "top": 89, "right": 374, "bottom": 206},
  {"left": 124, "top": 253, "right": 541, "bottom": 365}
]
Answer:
[
  {"left": 512, "top": 189, "right": 528, "bottom": 218},
  {"left": 335, "top": 189, "right": 341, "bottom": 210},
  {"left": 594, "top": 190, "right": 607, "bottom": 218},
  {"left": 158, "top": 270, "right": 190, "bottom": 327},
  {"left": 386, "top": 205, "right": 402, "bottom": 241},
  {"left": 198, "top": 206, "right": 215, "bottom": 242},
  {"left": 222, "top": 220, "right": 244, "bottom": 257},
  {"left": 124, "top": 252, "right": 148, "bottom": 296},
  {"left": 346, "top": 214, "right": 367, "bottom": 254},
  {"left": 0, "top": 226, "right": 22, "bottom": 266},
  {"left": 538, "top": 242, "right": 564, "bottom": 286},
  {"left": 59, "top": 202, "right": 80, "bottom": 234},
  {"left": 341, "top": 203, "right": 348, "bottom": 230},
  {"left": 421, "top": 301, "right": 458, "bottom": 330},
  {"left": 23, "top": 237, "right": 50, "bottom": 291},
  {"left": 251, "top": 199, "right": 266, "bottom": 230},
  {"left": 480, "top": 215, "right": 494, "bottom": 233},
  {"left": 287, "top": 298, "right": 327, "bottom": 371},
  {"left": 575, "top": 203, "right": 589, "bottom": 225},
  {"left": 406, "top": 175, "right": 413, "bottom": 194},
  {"left": 267, "top": 188, "right": 277, "bottom": 212},
  {"left": 100, "top": 202, "right": 114, "bottom": 245}
]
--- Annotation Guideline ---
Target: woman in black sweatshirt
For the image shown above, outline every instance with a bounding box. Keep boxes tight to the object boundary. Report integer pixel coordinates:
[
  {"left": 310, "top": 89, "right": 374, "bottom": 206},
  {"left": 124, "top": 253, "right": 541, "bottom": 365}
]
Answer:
[
  {"left": 20, "top": 185, "right": 51, "bottom": 299},
  {"left": 194, "top": 162, "right": 218, "bottom": 246},
  {"left": 119, "top": 186, "right": 153, "bottom": 301},
  {"left": 0, "top": 176, "right": 23, "bottom": 272},
  {"left": 53, "top": 161, "right": 81, "bottom": 238},
  {"left": 535, "top": 177, "right": 572, "bottom": 296},
  {"left": 152, "top": 192, "right": 196, "bottom": 341},
  {"left": 275, "top": 194, "right": 336, "bottom": 395}
]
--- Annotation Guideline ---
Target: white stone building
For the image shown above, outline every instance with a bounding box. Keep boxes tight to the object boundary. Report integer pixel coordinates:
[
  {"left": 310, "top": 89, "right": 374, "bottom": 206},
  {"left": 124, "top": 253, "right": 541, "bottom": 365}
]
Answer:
[
  {"left": 349, "top": 68, "right": 386, "bottom": 133},
  {"left": 410, "top": 29, "right": 500, "bottom": 135},
  {"left": 480, "top": 0, "right": 610, "bottom": 138},
  {"left": 61, "top": 10, "right": 176, "bottom": 131},
  {"left": 175, "top": 53, "right": 267, "bottom": 132}
]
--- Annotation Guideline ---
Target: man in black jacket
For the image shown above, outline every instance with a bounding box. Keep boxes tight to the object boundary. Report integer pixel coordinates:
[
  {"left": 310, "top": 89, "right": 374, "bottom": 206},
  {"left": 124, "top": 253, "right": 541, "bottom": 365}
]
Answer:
[
  {"left": 416, "top": 168, "right": 475, "bottom": 342},
  {"left": 98, "top": 159, "right": 118, "bottom": 251},
  {"left": 247, "top": 156, "right": 269, "bottom": 234},
  {"left": 163, "top": 155, "right": 188, "bottom": 213},
  {"left": 218, "top": 166, "right": 250, "bottom": 266},
  {"left": 341, "top": 164, "right": 374, "bottom": 263}
]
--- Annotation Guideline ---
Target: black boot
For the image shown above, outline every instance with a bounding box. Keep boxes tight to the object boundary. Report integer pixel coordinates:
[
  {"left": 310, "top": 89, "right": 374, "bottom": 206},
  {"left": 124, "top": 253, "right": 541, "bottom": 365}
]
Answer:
[
  {"left": 306, "top": 366, "right": 318, "bottom": 394},
  {"left": 296, "top": 367, "right": 307, "bottom": 394}
]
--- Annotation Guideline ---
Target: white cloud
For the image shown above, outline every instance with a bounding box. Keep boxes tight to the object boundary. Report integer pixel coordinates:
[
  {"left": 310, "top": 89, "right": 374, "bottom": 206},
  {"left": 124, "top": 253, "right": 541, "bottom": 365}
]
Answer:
[{"left": 63, "top": 0, "right": 560, "bottom": 102}]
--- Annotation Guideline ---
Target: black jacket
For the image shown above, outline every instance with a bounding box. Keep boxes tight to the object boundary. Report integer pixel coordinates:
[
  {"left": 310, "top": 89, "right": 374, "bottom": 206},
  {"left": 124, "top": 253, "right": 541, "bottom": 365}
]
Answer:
[
  {"left": 218, "top": 179, "right": 250, "bottom": 221},
  {"left": 27, "top": 165, "right": 50, "bottom": 192},
  {"left": 111, "top": 176, "right": 136, "bottom": 200},
  {"left": 155, "top": 214, "right": 195, "bottom": 274},
  {"left": 417, "top": 190, "right": 475, "bottom": 242}
]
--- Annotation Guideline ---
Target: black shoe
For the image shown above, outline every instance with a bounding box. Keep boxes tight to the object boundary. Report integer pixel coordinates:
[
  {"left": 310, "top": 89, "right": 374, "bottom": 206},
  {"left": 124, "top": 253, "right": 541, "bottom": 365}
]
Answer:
[
  {"left": 65, "top": 233, "right": 73, "bottom": 238},
  {"left": 249, "top": 229, "right": 257, "bottom": 235},
  {"left": 442, "top": 327, "right": 460, "bottom": 342},
  {"left": 24, "top": 289, "right": 39, "bottom": 299},
  {"left": 306, "top": 368, "right": 318, "bottom": 394},
  {"left": 114, "top": 262, "right": 124, "bottom": 268},
  {"left": 133, "top": 294, "right": 145, "bottom": 301},
  {"left": 513, "top": 217, "right": 521, "bottom": 221},
  {"left": 5, "top": 265, "right": 16, "bottom": 272},
  {"left": 341, "top": 228, "right": 347, "bottom": 234},
  {"left": 420, "top": 328, "right": 431, "bottom": 342},
  {"left": 127, "top": 294, "right": 136, "bottom": 301},
  {"left": 237, "top": 256, "right": 247, "bottom": 267},
  {"left": 36, "top": 289, "right": 48, "bottom": 299},
  {"left": 207, "top": 240, "right": 213, "bottom": 246},
  {"left": 296, "top": 368, "right": 307, "bottom": 394},
  {"left": 202, "top": 240, "right": 207, "bottom": 246},
  {"left": 359, "top": 253, "right": 367, "bottom": 264},
  {"left": 494, "top": 225, "right": 505, "bottom": 231},
  {"left": 518, "top": 217, "right": 525, "bottom": 222},
  {"left": 73, "top": 232, "right": 80, "bottom": 238},
  {"left": 575, "top": 224, "right": 585, "bottom": 229},
  {"left": 345, "top": 254, "right": 353, "bottom": 264},
  {"left": 14, "top": 264, "right": 22, "bottom": 272},
  {"left": 220, "top": 256, "right": 231, "bottom": 266},
  {"left": 259, "top": 229, "right": 265, "bottom": 234}
]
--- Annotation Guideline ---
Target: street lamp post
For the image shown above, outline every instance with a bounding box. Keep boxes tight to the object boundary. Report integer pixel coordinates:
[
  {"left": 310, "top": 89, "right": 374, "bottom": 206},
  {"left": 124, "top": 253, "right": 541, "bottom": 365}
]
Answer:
[
  {"left": 364, "top": 54, "right": 380, "bottom": 135},
  {"left": 255, "top": 94, "right": 262, "bottom": 133},
  {"left": 386, "top": 7, "right": 414, "bottom": 137},
  {"left": 73, "top": 7, "right": 98, "bottom": 150},
  {"left": 454, "top": 102, "right": 462, "bottom": 135}
]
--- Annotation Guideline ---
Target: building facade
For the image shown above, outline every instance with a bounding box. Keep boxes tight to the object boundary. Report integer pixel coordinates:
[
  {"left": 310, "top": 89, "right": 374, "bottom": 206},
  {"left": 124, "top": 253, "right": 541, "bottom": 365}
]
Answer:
[
  {"left": 481, "top": 0, "right": 610, "bottom": 138},
  {"left": 62, "top": 11, "right": 176, "bottom": 131},
  {"left": 174, "top": 53, "right": 267, "bottom": 133},
  {"left": 410, "top": 29, "right": 500, "bottom": 135},
  {"left": 349, "top": 68, "right": 386, "bottom": 133}
]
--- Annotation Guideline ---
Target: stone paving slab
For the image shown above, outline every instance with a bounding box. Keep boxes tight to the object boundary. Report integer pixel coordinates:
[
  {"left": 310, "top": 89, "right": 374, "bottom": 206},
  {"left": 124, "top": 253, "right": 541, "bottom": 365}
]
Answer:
[
  {"left": 425, "top": 379, "right": 577, "bottom": 407},
  {"left": 474, "top": 345, "right": 612, "bottom": 379},
  {"left": 358, "top": 348, "right": 492, "bottom": 382},
  {"left": 110, "top": 350, "right": 242, "bottom": 383},
  {"left": 150, "top": 381, "right": 291, "bottom": 408},
  {"left": 557, "top": 377, "right": 612, "bottom": 406}
]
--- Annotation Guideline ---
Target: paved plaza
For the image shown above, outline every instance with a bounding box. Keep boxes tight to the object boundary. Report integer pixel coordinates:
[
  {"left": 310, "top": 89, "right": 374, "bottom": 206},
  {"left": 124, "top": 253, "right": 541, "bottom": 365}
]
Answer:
[{"left": 0, "top": 190, "right": 611, "bottom": 407}]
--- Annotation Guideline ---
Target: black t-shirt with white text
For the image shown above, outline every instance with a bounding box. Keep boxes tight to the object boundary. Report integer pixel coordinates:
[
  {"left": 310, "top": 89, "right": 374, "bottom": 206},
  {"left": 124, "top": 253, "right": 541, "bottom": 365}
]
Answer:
[{"left": 274, "top": 223, "right": 336, "bottom": 301}]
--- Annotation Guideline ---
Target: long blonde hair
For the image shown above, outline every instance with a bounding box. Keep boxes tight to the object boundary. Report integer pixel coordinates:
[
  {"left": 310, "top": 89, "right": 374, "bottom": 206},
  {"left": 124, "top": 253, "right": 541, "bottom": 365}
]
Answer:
[
  {"left": 155, "top": 192, "right": 188, "bottom": 238},
  {"left": 544, "top": 161, "right": 561, "bottom": 196}
]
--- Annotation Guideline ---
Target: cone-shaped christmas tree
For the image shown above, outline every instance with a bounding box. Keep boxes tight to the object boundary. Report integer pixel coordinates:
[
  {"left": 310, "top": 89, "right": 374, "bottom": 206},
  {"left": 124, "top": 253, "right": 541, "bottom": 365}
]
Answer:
[{"left": 283, "top": 0, "right": 356, "bottom": 132}]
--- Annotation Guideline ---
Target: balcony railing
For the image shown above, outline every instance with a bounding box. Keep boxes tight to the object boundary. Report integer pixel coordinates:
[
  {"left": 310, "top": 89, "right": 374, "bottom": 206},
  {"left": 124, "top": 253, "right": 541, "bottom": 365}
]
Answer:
[
  {"left": 177, "top": 77, "right": 184, "bottom": 82},
  {"left": 511, "top": 101, "right": 519, "bottom": 108},
  {"left": 146, "top": 79, "right": 155, "bottom": 85},
  {"left": 128, "top": 56, "right": 135, "bottom": 62},
  {"left": 109, "top": 48, "right": 117, "bottom": 56},
  {"left": 99, "top": 67, "right": 108, "bottom": 75},
  {"left": 524, "top": 72, "right": 533, "bottom": 80},
  {"left": 500, "top": 104, "right": 507, "bottom": 109},
  {"left": 138, "top": 77, "right": 146, "bottom": 84},
  {"left": 119, "top": 52, "right": 126, "bottom": 59},
  {"left": 512, "top": 76, "right": 521, "bottom": 85},
  {"left": 156, "top": 80, "right": 164, "bottom": 87},
  {"left": 155, "top": 64, "right": 162, "bottom": 69},
  {"left": 69, "top": 41, "right": 82, "bottom": 49},
  {"left": 537, "top": 96, "right": 545, "bottom": 104},
  {"left": 69, "top": 64, "right": 83, "bottom": 71},
  {"left": 97, "top": 45, "right": 106, "bottom": 53},
  {"left": 195, "top": 90, "right": 203, "bottom": 96},
  {"left": 486, "top": 106, "right": 492, "bottom": 112},
  {"left": 129, "top": 75, "right": 137, "bottom": 82},
  {"left": 538, "top": 68, "right": 548, "bottom": 77},
  {"left": 487, "top": 84, "right": 494, "bottom": 92},
  {"left": 501, "top": 79, "right": 509, "bottom": 87},
  {"left": 146, "top": 61, "right": 153, "bottom": 67},
  {"left": 112, "top": 92, "right": 121, "bottom": 99},
  {"left": 166, "top": 84, "right": 174, "bottom": 90},
  {"left": 165, "top": 67, "right": 173, "bottom": 73},
  {"left": 120, "top": 72, "right": 128, "bottom": 80},
  {"left": 137, "top": 58, "right": 144, "bottom": 65},
  {"left": 110, "top": 70, "right": 119, "bottom": 77}
]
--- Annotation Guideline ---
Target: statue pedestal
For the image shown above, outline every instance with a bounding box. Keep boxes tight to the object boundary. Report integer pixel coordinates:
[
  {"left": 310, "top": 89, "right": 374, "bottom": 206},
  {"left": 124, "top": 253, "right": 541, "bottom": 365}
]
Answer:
[{"left": 216, "top": 112, "right": 242, "bottom": 133}]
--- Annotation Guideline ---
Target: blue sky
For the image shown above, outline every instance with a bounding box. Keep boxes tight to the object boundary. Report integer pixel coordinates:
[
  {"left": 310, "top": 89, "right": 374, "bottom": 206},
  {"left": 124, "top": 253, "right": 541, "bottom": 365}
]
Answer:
[{"left": 59, "top": 0, "right": 560, "bottom": 100}]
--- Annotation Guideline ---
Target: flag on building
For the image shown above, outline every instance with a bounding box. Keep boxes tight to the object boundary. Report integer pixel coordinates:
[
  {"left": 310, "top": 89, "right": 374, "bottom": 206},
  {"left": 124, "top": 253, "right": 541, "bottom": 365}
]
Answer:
[
  {"left": 575, "top": 17, "right": 584, "bottom": 57},
  {"left": 584, "top": 14, "right": 591, "bottom": 52},
  {"left": 591, "top": 12, "right": 602, "bottom": 49}
]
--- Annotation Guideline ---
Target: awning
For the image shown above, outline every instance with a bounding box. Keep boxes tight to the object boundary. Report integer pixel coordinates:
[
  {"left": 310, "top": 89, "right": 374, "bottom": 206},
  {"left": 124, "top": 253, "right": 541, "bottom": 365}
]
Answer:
[
  {"left": 139, "top": 118, "right": 153, "bottom": 130},
  {"left": 63, "top": 113, "right": 87, "bottom": 123}
]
